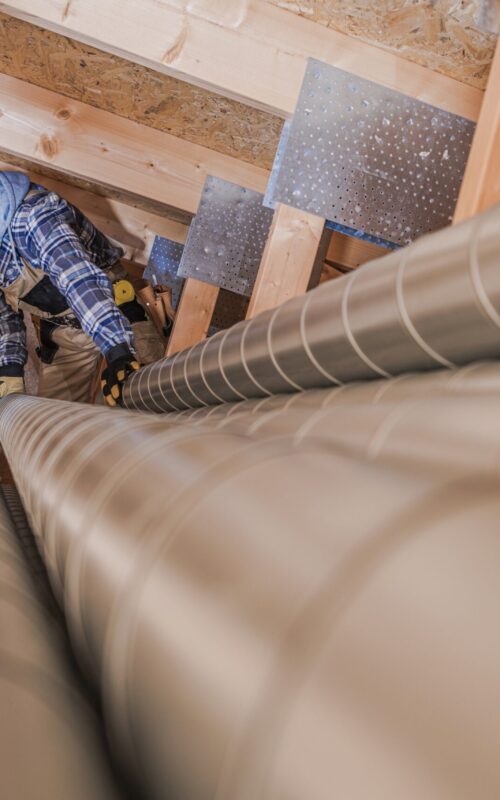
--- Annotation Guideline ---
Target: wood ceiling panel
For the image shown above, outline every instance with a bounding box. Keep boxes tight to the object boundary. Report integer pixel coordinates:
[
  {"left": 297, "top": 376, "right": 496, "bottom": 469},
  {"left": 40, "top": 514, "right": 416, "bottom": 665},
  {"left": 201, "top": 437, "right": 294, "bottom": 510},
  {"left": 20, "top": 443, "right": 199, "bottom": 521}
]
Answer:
[
  {"left": 267, "top": 1, "right": 496, "bottom": 89},
  {"left": 0, "top": 12, "right": 282, "bottom": 170}
]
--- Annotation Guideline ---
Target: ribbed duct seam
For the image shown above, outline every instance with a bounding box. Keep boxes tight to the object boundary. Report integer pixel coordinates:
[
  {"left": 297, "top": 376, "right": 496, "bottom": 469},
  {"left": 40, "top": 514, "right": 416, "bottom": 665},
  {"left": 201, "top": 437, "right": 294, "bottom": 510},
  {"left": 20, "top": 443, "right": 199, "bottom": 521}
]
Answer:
[
  {"left": 2, "top": 362, "right": 500, "bottom": 798},
  {"left": 122, "top": 204, "right": 500, "bottom": 413}
]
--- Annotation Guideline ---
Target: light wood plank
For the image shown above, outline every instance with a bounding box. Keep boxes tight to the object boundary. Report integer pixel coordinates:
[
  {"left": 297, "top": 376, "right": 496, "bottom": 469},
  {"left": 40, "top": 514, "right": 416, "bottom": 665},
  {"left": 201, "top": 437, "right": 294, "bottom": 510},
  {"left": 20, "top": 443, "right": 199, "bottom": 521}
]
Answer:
[
  {"left": 246, "top": 204, "right": 324, "bottom": 319},
  {"left": 320, "top": 263, "right": 345, "bottom": 283},
  {"left": 166, "top": 279, "right": 219, "bottom": 356},
  {"left": 137, "top": 284, "right": 168, "bottom": 339},
  {"left": 454, "top": 42, "right": 500, "bottom": 222},
  {"left": 0, "top": 73, "right": 268, "bottom": 217},
  {"left": 0, "top": 0, "right": 482, "bottom": 120},
  {"left": 326, "top": 232, "right": 388, "bottom": 270},
  {"left": 0, "top": 160, "right": 188, "bottom": 264}
]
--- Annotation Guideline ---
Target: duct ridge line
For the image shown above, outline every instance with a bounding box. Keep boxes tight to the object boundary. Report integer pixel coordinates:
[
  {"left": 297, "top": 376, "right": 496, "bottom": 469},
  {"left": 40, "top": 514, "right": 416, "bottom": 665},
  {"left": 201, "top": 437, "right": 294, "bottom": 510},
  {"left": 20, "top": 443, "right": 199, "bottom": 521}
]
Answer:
[
  {"left": 183, "top": 349, "right": 209, "bottom": 407},
  {"left": 395, "top": 241, "right": 456, "bottom": 369},
  {"left": 168, "top": 350, "right": 191, "bottom": 410},
  {"left": 218, "top": 327, "right": 248, "bottom": 401},
  {"left": 340, "top": 269, "right": 391, "bottom": 379},
  {"left": 239, "top": 322, "right": 272, "bottom": 398},
  {"left": 467, "top": 213, "right": 500, "bottom": 331},
  {"left": 299, "top": 291, "right": 342, "bottom": 386},
  {"left": 199, "top": 335, "right": 227, "bottom": 404},
  {"left": 266, "top": 305, "right": 304, "bottom": 392}
]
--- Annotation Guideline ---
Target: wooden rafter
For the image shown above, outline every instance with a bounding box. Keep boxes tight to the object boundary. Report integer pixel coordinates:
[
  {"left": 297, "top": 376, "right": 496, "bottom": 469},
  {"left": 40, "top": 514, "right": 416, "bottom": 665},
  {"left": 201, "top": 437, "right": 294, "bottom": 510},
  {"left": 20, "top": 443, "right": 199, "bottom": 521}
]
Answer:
[
  {"left": 247, "top": 204, "right": 325, "bottom": 319},
  {"left": 454, "top": 41, "right": 500, "bottom": 222},
  {"left": 0, "top": 0, "right": 483, "bottom": 121},
  {"left": 326, "top": 232, "right": 388, "bottom": 270},
  {"left": 0, "top": 73, "right": 269, "bottom": 217},
  {"left": 166, "top": 280, "right": 219, "bottom": 357}
]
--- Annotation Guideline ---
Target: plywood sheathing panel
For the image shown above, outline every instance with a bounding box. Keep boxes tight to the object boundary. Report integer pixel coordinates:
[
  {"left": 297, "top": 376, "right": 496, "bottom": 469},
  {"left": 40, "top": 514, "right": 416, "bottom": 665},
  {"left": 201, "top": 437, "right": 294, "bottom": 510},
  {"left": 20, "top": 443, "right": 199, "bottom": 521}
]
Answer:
[
  {"left": 0, "top": 12, "right": 283, "bottom": 171},
  {"left": 268, "top": 1, "right": 497, "bottom": 89}
]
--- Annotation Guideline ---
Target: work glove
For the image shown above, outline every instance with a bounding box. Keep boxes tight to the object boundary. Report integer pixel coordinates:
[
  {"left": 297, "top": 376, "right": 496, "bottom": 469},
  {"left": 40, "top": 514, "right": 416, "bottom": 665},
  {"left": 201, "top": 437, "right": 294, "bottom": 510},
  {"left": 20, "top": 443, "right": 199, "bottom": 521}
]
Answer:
[
  {"left": 0, "top": 375, "right": 25, "bottom": 398},
  {"left": 101, "top": 345, "right": 140, "bottom": 407}
]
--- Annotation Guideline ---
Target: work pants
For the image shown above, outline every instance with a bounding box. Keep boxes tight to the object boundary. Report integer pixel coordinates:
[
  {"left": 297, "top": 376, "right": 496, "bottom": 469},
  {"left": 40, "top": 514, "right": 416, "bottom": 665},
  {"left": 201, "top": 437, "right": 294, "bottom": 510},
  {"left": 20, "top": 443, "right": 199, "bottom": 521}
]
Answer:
[{"left": 37, "top": 320, "right": 164, "bottom": 404}]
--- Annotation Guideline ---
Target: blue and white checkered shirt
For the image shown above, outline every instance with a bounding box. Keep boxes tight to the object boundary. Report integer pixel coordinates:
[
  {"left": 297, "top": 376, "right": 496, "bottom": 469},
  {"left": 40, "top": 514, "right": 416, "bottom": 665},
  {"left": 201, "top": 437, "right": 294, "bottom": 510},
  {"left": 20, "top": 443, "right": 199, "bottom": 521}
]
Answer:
[{"left": 0, "top": 185, "right": 134, "bottom": 371}]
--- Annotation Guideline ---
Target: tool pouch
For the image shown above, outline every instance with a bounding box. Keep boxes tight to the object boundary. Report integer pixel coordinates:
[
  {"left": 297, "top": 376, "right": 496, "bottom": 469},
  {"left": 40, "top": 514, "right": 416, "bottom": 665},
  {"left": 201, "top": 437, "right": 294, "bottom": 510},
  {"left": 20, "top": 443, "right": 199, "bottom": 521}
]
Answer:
[
  {"left": 21, "top": 275, "right": 69, "bottom": 315},
  {"left": 36, "top": 319, "right": 59, "bottom": 365}
]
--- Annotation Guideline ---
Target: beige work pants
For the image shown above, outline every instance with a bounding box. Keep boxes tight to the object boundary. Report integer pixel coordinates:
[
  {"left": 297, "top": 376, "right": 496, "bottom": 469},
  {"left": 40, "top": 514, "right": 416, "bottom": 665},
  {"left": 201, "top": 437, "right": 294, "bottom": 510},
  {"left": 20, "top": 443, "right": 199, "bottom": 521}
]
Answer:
[
  {"left": 36, "top": 319, "right": 164, "bottom": 404},
  {"left": 37, "top": 325, "right": 102, "bottom": 404}
]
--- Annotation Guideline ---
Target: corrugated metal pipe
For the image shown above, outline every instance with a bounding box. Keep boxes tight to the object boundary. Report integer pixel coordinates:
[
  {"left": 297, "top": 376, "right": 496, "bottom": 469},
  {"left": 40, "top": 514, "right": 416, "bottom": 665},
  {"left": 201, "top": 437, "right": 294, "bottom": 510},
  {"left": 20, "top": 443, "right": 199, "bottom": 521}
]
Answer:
[
  {"left": 2, "top": 361, "right": 500, "bottom": 798},
  {"left": 123, "top": 203, "right": 500, "bottom": 413}
]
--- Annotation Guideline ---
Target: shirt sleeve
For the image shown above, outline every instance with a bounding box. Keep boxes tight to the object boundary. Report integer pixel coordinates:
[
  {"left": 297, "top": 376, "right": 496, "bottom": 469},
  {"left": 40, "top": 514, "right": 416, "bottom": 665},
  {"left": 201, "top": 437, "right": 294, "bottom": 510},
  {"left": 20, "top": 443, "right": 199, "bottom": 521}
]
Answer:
[
  {"left": 0, "top": 292, "right": 27, "bottom": 375},
  {"left": 22, "top": 194, "right": 134, "bottom": 358}
]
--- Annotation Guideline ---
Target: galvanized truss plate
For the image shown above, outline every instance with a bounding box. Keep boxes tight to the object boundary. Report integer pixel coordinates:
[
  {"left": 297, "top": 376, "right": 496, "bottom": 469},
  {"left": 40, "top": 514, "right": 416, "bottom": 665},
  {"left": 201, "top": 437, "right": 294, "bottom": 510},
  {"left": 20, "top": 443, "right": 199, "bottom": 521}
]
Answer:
[
  {"left": 264, "top": 119, "right": 292, "bottom": 210},
  {"left": 143, "top": 236, "right": 185, "bottom": 308},
  {"left": 271, "top": 121, "right": 397, "bottom": 249},
  {"left": 178, "top": 176, "right": 274, "bottom": 297},
  {"left": 267, "top": 58, "right": 476, "bottom": 247}
]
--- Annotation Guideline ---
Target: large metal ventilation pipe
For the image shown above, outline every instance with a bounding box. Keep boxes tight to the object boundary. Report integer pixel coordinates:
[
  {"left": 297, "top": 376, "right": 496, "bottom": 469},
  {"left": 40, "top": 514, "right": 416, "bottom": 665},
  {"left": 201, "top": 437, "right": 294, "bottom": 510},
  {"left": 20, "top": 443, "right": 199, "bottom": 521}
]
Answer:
[
  {"left": 123, "top": 203, "right": 500, "bottom": 413},
  {"left": 2, "top": 360, "right": 500, "bottom": 799},
  {"left": 0, "top": 486, "right": 123, "bottom": 799}
]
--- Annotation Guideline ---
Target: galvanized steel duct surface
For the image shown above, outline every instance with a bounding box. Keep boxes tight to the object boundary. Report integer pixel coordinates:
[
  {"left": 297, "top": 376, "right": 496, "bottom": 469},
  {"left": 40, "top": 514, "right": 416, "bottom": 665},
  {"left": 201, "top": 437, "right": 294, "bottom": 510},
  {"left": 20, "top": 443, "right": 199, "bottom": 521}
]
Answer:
[
  {"left": 123, "top": 203, "right": 500, "bottom": 413},
  {"left": 0, "top": 487, "right": 123, "bottom": 799},
  {"left": 3, "top": 362, "right": 500, "bottom": 798}
]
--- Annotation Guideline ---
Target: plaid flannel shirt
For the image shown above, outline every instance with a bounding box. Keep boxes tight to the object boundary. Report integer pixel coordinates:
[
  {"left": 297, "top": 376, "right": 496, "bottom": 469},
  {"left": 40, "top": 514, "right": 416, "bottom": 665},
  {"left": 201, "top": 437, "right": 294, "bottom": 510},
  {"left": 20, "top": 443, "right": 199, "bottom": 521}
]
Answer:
[{"left": 0, "top": 185, "right": 134, "bottom": 372}]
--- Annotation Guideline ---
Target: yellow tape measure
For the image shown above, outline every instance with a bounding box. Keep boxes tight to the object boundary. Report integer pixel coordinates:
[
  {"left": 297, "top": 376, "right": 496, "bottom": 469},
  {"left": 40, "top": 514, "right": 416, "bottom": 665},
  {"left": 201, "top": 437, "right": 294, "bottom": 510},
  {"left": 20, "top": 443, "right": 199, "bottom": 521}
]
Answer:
[{"left": 113, "top": 279, "right": 135, "bottom": 306}]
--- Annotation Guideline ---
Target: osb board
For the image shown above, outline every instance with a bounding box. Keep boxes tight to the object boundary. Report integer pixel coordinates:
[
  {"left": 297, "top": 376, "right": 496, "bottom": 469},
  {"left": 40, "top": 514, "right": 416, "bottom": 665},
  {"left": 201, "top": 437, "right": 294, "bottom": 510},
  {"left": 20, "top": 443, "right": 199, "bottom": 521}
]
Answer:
[
  {"left": 0, "top": 12, "right": 282, "bottom": 171},
  {"left": 268, "top": 1, "right": 497, "bottom": 89}
]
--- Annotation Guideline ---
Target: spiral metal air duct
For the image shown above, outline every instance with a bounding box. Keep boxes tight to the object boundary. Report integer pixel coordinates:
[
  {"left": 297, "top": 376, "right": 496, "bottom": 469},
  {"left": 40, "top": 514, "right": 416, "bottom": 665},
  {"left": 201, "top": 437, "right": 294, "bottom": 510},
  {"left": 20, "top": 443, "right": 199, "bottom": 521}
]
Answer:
[
  {"left": 0, "top": 486, "right": 123, "bottom": 799},
  {"left": 123, "top": 203, "right": 500, "bottom": 413},
  {"left": 3, "top": 361, "right": 500, "bottom": 798}
]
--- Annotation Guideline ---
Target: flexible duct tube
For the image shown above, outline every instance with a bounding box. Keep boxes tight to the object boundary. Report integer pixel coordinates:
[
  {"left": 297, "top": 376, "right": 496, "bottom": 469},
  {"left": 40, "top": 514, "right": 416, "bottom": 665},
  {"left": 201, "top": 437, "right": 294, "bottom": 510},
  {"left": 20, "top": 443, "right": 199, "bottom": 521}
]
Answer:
[
  {"left": 123, "top": 203, "right": 500, "bottom": 413},
  {"left": 3, "top": 362, "right": 500, "bottom": 798},
  {"left": 0, "top": 487, "right": 123, "bottom": 800}
]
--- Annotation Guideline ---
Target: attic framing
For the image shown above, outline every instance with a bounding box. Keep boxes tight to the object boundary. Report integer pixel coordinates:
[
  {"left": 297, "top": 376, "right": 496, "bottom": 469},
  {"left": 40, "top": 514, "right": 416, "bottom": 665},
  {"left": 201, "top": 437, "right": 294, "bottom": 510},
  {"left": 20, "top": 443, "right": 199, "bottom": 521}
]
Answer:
[{"left": 0, "top": 1, "right": 497, "bottom": 357}]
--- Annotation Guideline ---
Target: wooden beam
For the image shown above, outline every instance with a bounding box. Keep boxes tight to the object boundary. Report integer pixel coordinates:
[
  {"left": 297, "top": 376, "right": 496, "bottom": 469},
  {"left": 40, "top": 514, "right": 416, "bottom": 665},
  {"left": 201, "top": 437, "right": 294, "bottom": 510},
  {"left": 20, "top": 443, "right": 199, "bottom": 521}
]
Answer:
[
  {"left": 166, "top": 279, "right": 219, "bottom": 356},
  {"left": 320, "top": 263, "right": 345, "bottom": 283},
  {"left": 246, "top": 204, "right": 324, "bottom": 319},
  {"left": 326, "top": 232, "right": 388, "bottom": 270},
  {"left": 0, "top": 160, "right": 188, "bottom": 264},
  {"left": 453, "top": 42, "right": 500, "bottom": 223},
  {"left": 0, "top": 73, "right": 269, "bottom": 217},
  {"left": 0, "top": 0, "right": 482, "bottom": 121}
]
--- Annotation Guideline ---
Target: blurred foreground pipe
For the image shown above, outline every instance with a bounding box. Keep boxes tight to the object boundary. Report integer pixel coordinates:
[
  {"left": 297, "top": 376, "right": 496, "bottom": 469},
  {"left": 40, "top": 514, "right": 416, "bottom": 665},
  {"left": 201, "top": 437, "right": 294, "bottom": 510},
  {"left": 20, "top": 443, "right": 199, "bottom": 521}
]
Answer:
[
  {"left": 3, "top": 362, "right": 500, "bottom": 797},
  {"left": 123, "top": 203, "right": 500, "bottom": 412},
  {"left": 0, "top": 487, "right": 122, "bottom": 799}
]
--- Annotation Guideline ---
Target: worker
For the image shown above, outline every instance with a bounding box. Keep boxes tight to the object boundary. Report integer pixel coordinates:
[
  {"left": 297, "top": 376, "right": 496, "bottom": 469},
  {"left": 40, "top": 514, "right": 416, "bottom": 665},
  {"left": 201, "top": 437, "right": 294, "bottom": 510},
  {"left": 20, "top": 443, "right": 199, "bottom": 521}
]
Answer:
[{"left": 0, "top": 170, "right": 141, "bottom": 406}]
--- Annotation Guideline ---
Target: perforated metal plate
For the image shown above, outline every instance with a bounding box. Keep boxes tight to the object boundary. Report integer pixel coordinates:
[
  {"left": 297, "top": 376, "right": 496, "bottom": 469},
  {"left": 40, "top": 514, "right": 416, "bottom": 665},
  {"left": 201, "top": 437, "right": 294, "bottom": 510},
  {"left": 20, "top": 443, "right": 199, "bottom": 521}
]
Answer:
[
  {"left": 143, "top": 236, "right": 185, "bottom": 308},
  {"left": 178, "top": 176, "right": 274, "bottom": 296},
  {"left": 268, "top": 58, "right": 476, "bottom": 247},
  {"left": 264, "top": 119, "right": 292, "bottom": 211}
]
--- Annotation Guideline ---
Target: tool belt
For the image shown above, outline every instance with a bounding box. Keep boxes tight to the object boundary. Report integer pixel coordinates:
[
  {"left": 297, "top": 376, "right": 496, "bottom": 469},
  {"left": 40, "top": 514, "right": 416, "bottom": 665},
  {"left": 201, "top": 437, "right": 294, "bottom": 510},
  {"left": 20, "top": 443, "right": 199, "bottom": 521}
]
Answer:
[
  {"left": 21, "top": 274, "right": 69, "bottom": 316},
  {"left": 43, "top": 313, "right": 81, "bottom": 330},
  {"left": 36, "top": 315, "right": 82, "bottom": 365}
]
